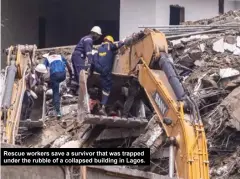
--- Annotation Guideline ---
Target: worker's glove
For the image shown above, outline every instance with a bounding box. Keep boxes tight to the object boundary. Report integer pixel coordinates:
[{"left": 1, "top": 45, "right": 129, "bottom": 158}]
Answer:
[
  {"left": 122, "top": 37, "right": 127, "bottom": 42},
  {"left": 43, "top": 85, "right": 47, "bottom": 91},
  {"left": 92, "top": 49, "right": 98, "bottom": 55},
  {"left": 42, "top": 83, "right": 48, "bottom": 91}
]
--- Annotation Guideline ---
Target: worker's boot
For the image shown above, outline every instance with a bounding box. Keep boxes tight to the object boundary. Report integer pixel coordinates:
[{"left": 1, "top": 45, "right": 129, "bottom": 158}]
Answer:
[
  {"left": 99, "top": 105, "right": 107, "bottom": 116},
  {"left": 57, "top": 111, "right": 62, "bottom": 119}
]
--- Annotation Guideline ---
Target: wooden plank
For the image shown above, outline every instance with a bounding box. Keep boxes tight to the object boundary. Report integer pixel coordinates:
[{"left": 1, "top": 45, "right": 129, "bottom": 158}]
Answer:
[
  {"left": 78, "top": 70, "right": 90, "bottom": 123},
  {"left": 83, "top": 114, "right": 148, "bottom": 128}
]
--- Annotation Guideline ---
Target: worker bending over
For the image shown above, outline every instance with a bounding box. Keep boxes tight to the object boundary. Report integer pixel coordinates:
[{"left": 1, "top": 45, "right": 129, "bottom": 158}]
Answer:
[
  {"left": 71, "top": 26, "right": 102, "bottom": 86},
  {"left": 92, "top": 35, "right": 124, "bottom": 115},
  {"left": 20, "top": 64, "right": 47, "bottom": 121},
  {"left": 43, "top": 52, "right": 72, "bottom": 118}
]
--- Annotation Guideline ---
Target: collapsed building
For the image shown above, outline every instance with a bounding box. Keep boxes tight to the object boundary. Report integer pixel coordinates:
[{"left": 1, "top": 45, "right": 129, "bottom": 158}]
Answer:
[{"left": 1, "top": 10, "right": 240, "bottom": 179}]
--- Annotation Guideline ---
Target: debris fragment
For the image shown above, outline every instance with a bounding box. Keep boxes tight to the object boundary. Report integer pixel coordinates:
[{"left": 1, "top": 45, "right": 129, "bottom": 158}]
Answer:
[
  {"left": 219, "top": 68, "right": 240, "bottom": 79},
  {"left": 213, "top": 38, "right": 224, "bottom": 53}
]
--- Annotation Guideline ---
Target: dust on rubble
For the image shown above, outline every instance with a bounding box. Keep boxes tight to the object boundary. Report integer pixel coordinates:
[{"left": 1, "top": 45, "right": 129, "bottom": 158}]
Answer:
[
  {"left": 13, "top": 9, "right": 240, "bottom": 179},
  {"left": 169, "top": 9, "right": 240, "bottom": 179}
]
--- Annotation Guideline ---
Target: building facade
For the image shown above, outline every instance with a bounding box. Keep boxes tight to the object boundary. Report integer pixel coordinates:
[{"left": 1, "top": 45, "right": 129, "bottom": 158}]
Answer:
[{"left": 1, "top": 0, "right": 240, "bottom": 67}]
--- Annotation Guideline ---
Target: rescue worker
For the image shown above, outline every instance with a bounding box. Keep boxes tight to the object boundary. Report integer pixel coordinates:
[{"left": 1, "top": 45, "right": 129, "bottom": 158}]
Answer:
[
  {"left": 20, "top": 64, "right": 47, "bottom": 121},
  {"left": 92, "top": 35, "right": 125, "bottom": 115},
  {"left": 43, "top": 52, "right": 73, "bottom": 118},
  {"left": 71, "top": 26, "right": 102, "bottom": 86}
]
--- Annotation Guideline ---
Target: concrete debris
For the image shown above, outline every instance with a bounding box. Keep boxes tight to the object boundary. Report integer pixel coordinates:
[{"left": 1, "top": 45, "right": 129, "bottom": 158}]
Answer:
[
  {"left": 175, "top": 10, "right": 240, "bottom": 179},
  {"left": 224, "top": 42, "right": 237, "bottom": 52},
  {"left": 233, "top": 47, "right": 240, "bottom": 55},
  {"left": 183, "top": 10, "right": 240, "bottom": 25},
  {"left": 199, "top": 43, "right": 205, "bottom": 52},
  {"left": 213, "top": 38, "right": 224, "bottom": 53},
  {"left": 237, "top": 36, "right": 240, "bottom": 47},
  {"left": 51, "top": 135, "right": 72, "bottom": 148},
  {"left": 9, "top": 9, "right": 240, "bottom": 179},
  {"left": 60, "top": 140, "right": 81, "bottom": 148},
  {"left": 61, "top": 104, "right": 78, "bottom": 116},
  {"left": 219, "top": 68, "right": 240, "bottom": 79}
]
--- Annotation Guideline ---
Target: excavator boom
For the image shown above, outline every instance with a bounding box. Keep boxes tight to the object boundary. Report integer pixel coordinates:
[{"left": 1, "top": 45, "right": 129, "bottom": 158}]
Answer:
[{"left": 112, "top": 29, "right": 210, "bottom": 179}]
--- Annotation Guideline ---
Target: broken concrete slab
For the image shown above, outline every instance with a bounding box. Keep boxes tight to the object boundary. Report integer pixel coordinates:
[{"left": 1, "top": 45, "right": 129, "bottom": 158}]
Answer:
[
  {"left": 213, "top": 38, "right": 224, "bottom": 53},
  {"left": 131, "top": 116, "right": 164, "bottom": 155},
  {"left": 199, "top": 43, "right": 205, "bottom": 52},
  {"left": 51, "top": 134, "right": 72, "bottom": 148},
  {"left": 219, "top": 68, "right": 240, "bottom": 79},
  {"left": 61, "top": 104, "right": 78, "bottom": 115},
  {"left": 96, "top": 127, "right": 144, "bottom": 141},
  {"left": 170, "top": 39, "right": 182, "bottom": 47},
  {"left": 25, "top": 120, "right": 76, "bottom": 148},
  {"left": 60, "top": 140, "right": 81, "bottom": 148},
  {"left": 221, "top": 87, "right": 240, "bottom": 131},
  {"left": 233, "top": 47, "right": 240, "bottom": 55},
  {"left": 237, "top": 36, "right": 240, "bottom": 47},
  {"left": 194, "top": 60, "right": 205, "bottom": 67},
  {"left": 224, "top": 42, "right": 237, "bottom": 52},
  {"left": 83, "top": 114, "right": 148, "bottom": 128}
]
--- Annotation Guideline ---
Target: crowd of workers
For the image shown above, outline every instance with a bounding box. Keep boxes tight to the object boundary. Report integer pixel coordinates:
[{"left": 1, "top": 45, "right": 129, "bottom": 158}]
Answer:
[{"left": 21, "top": 26, "right": 145, "bottom": 120}]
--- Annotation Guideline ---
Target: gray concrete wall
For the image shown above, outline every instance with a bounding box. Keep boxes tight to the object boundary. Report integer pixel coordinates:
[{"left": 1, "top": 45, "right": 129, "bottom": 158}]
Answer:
[{"left": 119, "top": 0, "right": 239, "bottom": 39}]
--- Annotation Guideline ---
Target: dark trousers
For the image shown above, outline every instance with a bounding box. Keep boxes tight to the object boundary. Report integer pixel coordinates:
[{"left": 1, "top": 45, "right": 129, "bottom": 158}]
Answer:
[
  {"left": 94, "top": 63, "right": 112, "bottom": 93},
  {"left": 71, "top": 52, "right": 87, "bottom": 83},
  {"left": 123, "top": 84, "right": 140, "bottom": 116},
  {"left": 50, "top": 72, "right": 66, "bottom": 113},
  {"left": 20, "top": 91, "right": 34, "bottom": 120},
  {"left": 94, "top": 63, "right": 112, "bottom": 105}
]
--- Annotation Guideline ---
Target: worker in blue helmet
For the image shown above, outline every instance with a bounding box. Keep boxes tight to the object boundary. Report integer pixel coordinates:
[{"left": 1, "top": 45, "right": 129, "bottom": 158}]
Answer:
[
  {"left": 43, "top": 52, "right": 72, "bottom": 118},
  {"left": 92, "top": 35, "right": 125, "bottom": 115},
  {"left": 71, "top": 26, "right": 102, "bottom": 89}
]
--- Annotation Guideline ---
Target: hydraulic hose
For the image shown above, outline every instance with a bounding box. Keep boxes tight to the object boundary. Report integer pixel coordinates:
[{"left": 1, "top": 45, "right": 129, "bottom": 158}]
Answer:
[
  {"left": 158, "top": 53, "right": 186, "bottom": 101},
  {"left": 2, "top": 61, "right": 17, "bottom": 109}
]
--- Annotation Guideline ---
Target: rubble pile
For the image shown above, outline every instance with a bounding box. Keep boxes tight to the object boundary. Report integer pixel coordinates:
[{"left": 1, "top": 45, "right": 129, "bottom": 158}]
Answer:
[
  {"left": 26, "top": 10, "right": 240, "bottom": 179},
  {"left": 183, "top": 10, "right": 240, "bottom": 25},
  {"left": 34, "top": 45, "right": 75, "bottom": 64},
  {"left": 169, "top": 11, "right": 240, "bottom": 179}
]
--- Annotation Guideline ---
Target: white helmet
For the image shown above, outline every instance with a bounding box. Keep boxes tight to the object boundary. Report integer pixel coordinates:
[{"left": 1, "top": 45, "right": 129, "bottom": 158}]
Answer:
[
  {"left": 91, "top": 26, "right": 102, "bottom": 35},
  {"left": 35, "top": 64, "right": 48, "bottom": 74}
]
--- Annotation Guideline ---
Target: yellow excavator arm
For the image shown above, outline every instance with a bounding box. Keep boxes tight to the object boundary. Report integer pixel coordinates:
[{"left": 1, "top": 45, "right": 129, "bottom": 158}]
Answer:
[
  {"left": 112, "top": 29, "right": 210, "bottom": 179},
  {"left": 1, "top": 45, "right": 35, "bottom": 144}
]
